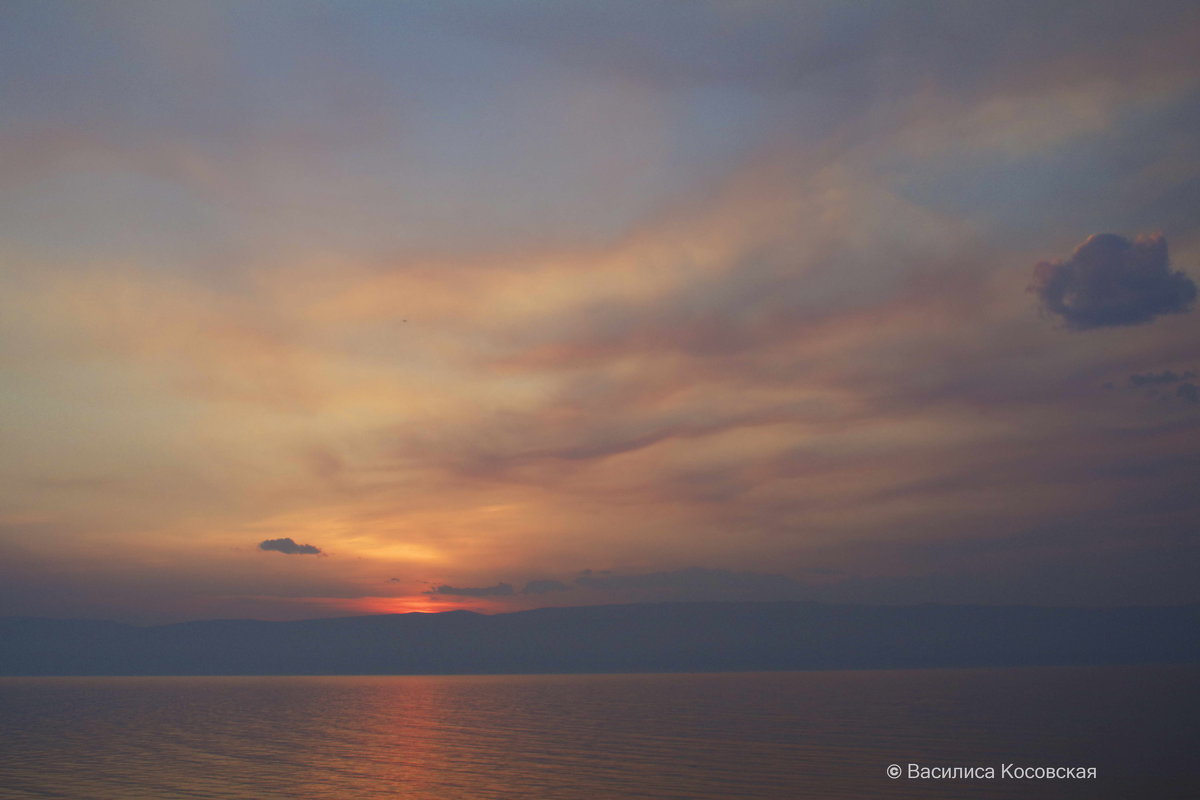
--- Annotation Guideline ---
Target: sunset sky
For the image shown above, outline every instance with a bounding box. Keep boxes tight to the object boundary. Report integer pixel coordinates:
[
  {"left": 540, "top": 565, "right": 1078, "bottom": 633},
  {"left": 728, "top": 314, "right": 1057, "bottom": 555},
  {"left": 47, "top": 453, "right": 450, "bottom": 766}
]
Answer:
[{"left": 3, "top": 1, "right": 1199, "bottom": 623}]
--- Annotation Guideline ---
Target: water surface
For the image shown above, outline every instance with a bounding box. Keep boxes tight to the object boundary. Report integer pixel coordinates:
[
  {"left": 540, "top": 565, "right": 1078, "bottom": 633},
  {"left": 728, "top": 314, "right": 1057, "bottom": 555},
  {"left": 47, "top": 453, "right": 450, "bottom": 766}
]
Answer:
[{"left": 2, "top": 665, "right": 1196, "bottom": 799}]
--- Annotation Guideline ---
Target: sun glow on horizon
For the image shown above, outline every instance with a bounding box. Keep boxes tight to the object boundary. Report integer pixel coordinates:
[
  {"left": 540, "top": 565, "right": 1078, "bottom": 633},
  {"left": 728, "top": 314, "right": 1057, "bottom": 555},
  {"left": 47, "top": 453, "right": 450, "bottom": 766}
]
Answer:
[{"left": 311, "top": 595, "right": 496, "bottom": 617}]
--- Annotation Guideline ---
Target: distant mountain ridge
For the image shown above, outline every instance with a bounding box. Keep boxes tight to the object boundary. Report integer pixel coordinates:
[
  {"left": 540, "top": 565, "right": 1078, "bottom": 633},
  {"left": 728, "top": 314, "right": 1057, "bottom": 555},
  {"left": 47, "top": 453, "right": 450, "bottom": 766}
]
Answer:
[{"left": 2, "top": 601, "right": 1198, "bottom": 676}]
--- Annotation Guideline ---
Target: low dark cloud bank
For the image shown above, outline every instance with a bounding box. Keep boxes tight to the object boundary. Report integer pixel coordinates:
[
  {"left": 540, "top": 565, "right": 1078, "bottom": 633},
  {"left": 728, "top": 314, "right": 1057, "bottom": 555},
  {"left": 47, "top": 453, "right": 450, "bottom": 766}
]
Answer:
[
  {"left": 575, "top": 567, "right": 804, "bottom": 599},
  {"left": 522, "top": 579, "right": 570, "bottom": 595},
  {"left": 427, "top": 582, "right": 515, "bottom": 597},
  {"left": 1030, "top": 233, "right": 1196, "bottom": 329},
  {"left": 258, "top": 537, "right": 322, "bottom": 555}
]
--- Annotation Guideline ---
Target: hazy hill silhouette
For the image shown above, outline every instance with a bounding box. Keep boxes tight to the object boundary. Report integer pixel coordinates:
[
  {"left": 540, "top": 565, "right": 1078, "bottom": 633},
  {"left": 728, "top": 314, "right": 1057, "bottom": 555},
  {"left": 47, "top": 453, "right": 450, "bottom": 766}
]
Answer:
[{"left": 2, "top": 601, "right": 1197, "bottom": 676}]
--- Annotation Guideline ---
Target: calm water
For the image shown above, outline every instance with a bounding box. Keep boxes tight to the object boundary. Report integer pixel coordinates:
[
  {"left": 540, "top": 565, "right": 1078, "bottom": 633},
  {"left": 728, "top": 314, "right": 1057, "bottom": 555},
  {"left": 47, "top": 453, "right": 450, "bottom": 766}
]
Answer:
[{"left": 1, "top": 666, "right": 1196, "bottom": 799}]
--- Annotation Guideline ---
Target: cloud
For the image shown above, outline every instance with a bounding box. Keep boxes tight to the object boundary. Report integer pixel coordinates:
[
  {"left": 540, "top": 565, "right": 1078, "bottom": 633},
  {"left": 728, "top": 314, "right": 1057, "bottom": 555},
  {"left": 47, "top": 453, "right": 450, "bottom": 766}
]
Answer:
[
  {"left": 1129, "top": 370, "right": 1196, "bottom": 387},
  {"left": 1120, "top": 369, "right": 1200, "bottom": 406},
  {"left": 574, "top": 567, "right": 805, "bottom": 601},
  {"left": 521, "top": 579, "right": 570, "bottom": 595},
  {"left": 1030, "top": 233, "right": 1196, "bottom": 329},
  {"left": 426, "top": 582, "right": 514, "bottom": 598},
  {"left": 258, "top": 537, "right": 322, "bottom": 556}
]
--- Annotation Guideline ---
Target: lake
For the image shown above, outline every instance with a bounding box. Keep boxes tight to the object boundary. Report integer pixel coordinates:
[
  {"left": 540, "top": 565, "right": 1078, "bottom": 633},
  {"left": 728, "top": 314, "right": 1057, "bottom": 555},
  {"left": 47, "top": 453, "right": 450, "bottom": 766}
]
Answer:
[{"left": 1, "top": 665, "right": 1196, "bottom": 799}]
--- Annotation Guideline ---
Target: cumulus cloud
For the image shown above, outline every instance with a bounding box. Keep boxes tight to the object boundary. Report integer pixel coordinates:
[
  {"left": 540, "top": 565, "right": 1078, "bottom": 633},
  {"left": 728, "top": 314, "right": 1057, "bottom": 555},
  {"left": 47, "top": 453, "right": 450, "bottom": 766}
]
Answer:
[
  {"left": 426, "top": 582, "right": 514, "bottom": 598},
  {"left": 1128, "top": 370, "right": 1195, "bottom": 387},
  {"left": 258, "top": 537, "right": 322, "bottom": 555},
  {"left": 521, "top": 579, "right": 570, "bottom": 595},
  {"left": 1030, "top": 233, "right": 1196, "bottom": 329}
]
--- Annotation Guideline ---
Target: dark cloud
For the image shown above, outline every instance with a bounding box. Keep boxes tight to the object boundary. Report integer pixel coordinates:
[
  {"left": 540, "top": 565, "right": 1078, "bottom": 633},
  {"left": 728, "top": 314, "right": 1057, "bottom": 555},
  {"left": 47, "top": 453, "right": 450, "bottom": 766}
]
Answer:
[
  {"left": 258, "top": 537, "right": 322, "bottom": 555},
  {"left": 1030, "top": 233, "right": 1196, "bottom": 329},
  {"left": 426, "top": 582, "right": 514, "bottom": 598},
  {"left": 521, "top": 579, "right": 570, "bottom": 595},
  {"left": 1129, "top": 370, "right": 1196, "bottom": 387},
  {"left": 1119, "top": 369, "right": 1200, "bottom": 406},
  {"left": 575, "top": 567, "right": 805, "bottom": 601}
]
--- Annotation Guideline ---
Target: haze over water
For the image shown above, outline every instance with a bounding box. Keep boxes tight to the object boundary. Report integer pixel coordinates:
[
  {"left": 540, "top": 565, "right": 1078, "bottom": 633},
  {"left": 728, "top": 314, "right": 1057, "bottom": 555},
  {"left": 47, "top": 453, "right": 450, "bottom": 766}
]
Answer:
[{"left": 2, "top": 665, "right": 1196, "bottom": 800}]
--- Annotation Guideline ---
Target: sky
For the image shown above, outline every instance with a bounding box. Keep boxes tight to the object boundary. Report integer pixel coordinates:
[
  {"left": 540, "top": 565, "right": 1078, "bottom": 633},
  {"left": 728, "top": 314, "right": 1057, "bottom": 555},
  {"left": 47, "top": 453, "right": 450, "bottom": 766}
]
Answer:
[{"left": 2, "top": 0, "right": 1200, "bottom": 623}]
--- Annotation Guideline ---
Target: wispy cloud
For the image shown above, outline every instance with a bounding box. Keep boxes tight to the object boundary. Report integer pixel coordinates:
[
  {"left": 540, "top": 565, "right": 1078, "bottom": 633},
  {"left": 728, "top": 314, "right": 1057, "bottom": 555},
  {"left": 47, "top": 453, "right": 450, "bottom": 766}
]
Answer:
[
  {"left": 3, "top": 1, "right": 1200, "bottom": 621},
  {"left": 1129, "top": 370, "right": 1196, "bottom": 387}
]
